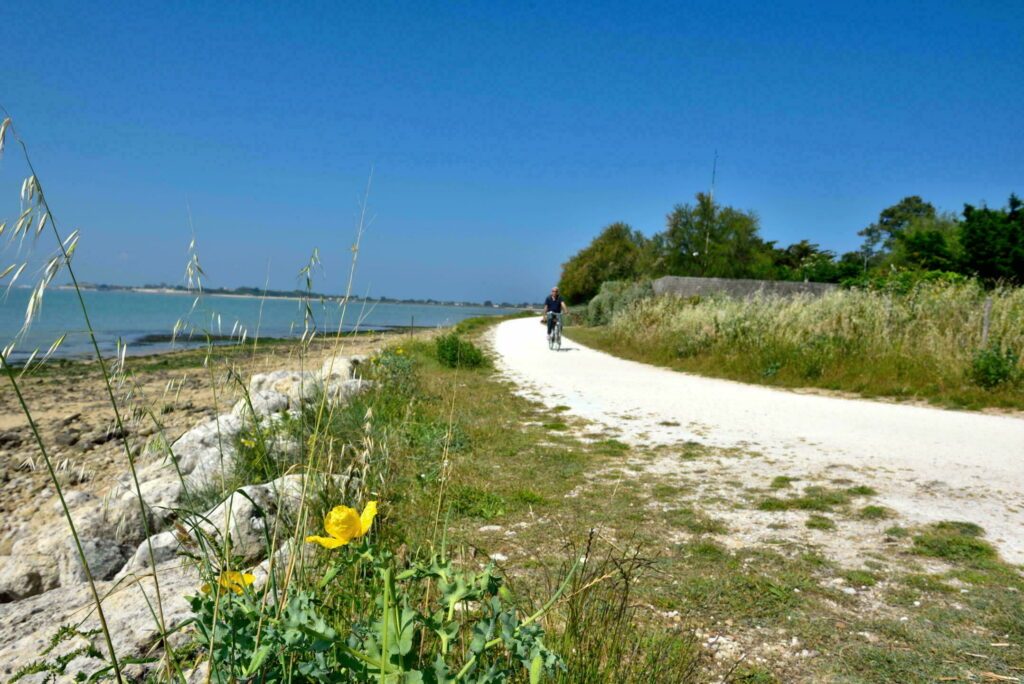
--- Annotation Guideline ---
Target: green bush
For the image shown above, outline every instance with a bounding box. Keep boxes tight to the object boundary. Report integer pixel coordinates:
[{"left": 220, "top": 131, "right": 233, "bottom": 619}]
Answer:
[
  {"left": 434, "top": 333, "right": 486, "bottom": 369},
  {"left": 586, "top": 280, "right": 653, "bottom": 326},
  {"left": 970, "top": 344, "right": 1020, "bottom": 389},
  {"left": 841, "top": 269, "right": 969, "bottom": 294}
]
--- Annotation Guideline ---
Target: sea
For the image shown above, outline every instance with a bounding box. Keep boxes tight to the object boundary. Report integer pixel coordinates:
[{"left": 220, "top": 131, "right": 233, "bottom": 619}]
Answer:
[{"left": 0, "top": 288, "right": 522, "bottom": 361}]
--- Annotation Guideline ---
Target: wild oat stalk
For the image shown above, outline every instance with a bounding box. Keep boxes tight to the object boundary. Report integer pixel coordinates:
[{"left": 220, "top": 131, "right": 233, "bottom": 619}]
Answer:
[
  {"left": 0, "top": 109, "right": 180, "bottom": 681},
  {"left": 275, "top": 170, "right": 375, "bottom": 611}
]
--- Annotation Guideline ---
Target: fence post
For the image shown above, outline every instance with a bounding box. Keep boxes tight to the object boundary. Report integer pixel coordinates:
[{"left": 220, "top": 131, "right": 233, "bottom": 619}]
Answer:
[{"left": 981, "top": 297, "right": 992, "bottom": 347}]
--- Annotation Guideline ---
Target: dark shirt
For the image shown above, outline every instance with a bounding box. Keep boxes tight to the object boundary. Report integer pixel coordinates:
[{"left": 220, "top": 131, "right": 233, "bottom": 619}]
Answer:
[{"left": 544, "top": 295, "right": 564, "bottom": 313}]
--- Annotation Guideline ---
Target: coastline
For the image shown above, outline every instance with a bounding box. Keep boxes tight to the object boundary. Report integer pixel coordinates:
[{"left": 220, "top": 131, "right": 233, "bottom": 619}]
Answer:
[{"left": 56, "top": 285, "right": 535, "bottom": 309}]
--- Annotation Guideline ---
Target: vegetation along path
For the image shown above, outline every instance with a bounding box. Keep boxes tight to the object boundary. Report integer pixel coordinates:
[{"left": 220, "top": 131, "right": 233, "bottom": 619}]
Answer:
[{"left": 492, "top": 317, "right": 1024, "bottom": 564}]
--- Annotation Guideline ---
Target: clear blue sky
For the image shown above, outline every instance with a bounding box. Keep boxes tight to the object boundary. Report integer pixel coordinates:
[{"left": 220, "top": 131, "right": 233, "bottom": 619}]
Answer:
[{"left": 1, "top": 1, "right": 1021, "bottom": 303}]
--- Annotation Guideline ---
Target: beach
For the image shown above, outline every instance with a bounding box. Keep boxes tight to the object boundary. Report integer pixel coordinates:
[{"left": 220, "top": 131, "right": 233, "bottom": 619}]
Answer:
[{"left": 0, "top": 333, "right": 401, "bottom": 554}]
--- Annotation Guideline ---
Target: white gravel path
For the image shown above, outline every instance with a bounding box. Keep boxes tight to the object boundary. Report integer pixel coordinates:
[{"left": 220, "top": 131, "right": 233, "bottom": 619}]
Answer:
[{"left": 491, "top": 317, "right": 1024, "bottom": 564}]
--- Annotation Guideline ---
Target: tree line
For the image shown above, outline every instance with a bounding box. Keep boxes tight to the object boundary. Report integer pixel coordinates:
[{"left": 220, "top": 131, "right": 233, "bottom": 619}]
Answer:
[{"left": 558, "top": 192, "right": 1024, "bottom": 303}]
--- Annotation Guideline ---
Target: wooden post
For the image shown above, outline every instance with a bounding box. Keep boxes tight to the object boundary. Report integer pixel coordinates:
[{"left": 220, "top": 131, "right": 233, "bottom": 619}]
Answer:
[{"left": 981, "top": 297, "right": 992, "bottom": 347}]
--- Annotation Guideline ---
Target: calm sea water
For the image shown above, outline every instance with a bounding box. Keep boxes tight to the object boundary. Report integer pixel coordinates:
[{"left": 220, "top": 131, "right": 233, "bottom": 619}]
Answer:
[{"left": 0, "top": 288, "right": 520, "bottom": 361}]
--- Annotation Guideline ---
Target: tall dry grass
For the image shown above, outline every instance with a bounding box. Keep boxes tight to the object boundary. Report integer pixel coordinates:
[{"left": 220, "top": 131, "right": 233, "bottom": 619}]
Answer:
[{"left": 595, "top": 281, "right": 1024, "bottom": 407}]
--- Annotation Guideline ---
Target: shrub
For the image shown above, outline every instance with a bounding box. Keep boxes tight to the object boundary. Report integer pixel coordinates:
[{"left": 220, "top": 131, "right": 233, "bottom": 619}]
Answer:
[
  {"left": 971, "top": 344, "right": 1020, "bottom": 389},
  {"left": 586, "top": 280, "right": 654, "bottom": 326},
  {"left": 434, "top": 333, "right": 486, "bottom": 369}
]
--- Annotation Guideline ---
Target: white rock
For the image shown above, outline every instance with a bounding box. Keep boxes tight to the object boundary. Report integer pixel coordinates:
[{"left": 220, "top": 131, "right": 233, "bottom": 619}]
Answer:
[
  {"left": 233, "top": 389, "right": 290, "bottom": 419},
  {"left": 323, "top": 378, "right": 372, "bottom": 403},
  {"left": 118, "top": 530, "right": 182, "bottom": 576},
  {"left": 58, "top": 536, "right": 128, "bottom": 586},
  {"left": 120, "top": 474, "right": 307, "bottom": 576},
  {"left": 0, "top": 559, "right": 200, "bottom": 680},
  {"left": 320, "top": 356, "right": 354, "bottom": 382},
  {"left": 0, "top": 554, "right": 59, "bottom": 602},
  {"left": 250, "top": 370, "right": 318, "bottom": 403}
]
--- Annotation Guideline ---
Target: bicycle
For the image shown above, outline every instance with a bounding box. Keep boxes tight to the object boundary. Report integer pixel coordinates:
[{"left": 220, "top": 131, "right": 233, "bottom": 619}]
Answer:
[{"left": 546, "top": 312, "right": 562, "bottom": 351}]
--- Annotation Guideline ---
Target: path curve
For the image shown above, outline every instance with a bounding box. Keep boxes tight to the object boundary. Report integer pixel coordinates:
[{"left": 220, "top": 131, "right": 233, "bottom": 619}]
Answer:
[{"left": 491, "top": 317, "right": 1024, "bottom": 564}]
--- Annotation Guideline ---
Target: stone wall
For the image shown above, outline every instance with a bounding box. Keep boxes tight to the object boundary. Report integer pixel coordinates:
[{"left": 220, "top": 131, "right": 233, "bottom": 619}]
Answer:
[{"left": 652, "top": 276, "right": 837, "bottom": 299}]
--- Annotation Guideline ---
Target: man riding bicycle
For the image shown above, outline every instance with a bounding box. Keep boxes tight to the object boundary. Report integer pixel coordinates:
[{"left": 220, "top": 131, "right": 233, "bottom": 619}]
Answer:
[{"left": 542, "top": 286, "right": 568, "bottom": 336}]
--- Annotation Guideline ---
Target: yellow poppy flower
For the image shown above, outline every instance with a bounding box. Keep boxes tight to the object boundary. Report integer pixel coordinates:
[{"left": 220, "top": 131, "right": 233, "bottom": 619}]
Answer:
[
  {"left": 201, "top": 570, "right": 256, "bottom": 595},
  {"left": 306, "top": 501, "right": 377, "bottom": 549}
]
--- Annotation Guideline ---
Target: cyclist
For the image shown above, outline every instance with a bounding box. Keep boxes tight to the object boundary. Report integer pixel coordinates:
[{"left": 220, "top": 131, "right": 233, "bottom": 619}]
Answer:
[{"left": 542, "top": 286, "right": 568, "bottom": 338}]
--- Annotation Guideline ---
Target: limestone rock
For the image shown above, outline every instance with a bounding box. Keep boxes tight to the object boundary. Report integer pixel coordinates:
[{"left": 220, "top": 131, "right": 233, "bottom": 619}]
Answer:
[
  {"left": 0, "top": 560, "right": 200, "bottom": 680},
  {"left": 320, "top": 355, "right": 355, "bottom": 382},
  {"left": 58, "top": 536, "right": 128, "bottom": 585},
  {"left": 119, "top": 530, "right": 182, "bottom": 575},
  {"left": 323, "top": 377, "right": 372, "bottom": 403},
  {"left": 120, "top": 474, "right": 306, "bottom": 576},
  {"left": 232, "top": 388, "right": 290, "bottom": 419},
  {"left": 250, "top": 370, "right": 317, "bottom": 404},
  {"left": 0, "top": 554, "right": 59, "bottom": 603}
]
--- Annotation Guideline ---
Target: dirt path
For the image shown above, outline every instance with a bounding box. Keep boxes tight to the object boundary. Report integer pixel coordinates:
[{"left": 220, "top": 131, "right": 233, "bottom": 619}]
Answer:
[{"left": 491, "top": 317, "right": 1024, "bottom": 564}]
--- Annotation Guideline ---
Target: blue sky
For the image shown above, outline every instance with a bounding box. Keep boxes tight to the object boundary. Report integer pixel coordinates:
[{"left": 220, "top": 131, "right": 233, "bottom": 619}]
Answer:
[{"left": 1, "top": 1, "right": 1021, "bottom": 302}]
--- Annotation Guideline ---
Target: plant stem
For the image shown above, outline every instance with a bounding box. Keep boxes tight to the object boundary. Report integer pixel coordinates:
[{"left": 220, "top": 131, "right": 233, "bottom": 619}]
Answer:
[{"left": 0, "top": 354, "right": 124, "bottom": 683}]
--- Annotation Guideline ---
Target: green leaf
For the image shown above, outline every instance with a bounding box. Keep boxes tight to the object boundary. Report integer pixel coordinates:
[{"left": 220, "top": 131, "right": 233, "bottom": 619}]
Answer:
[
  {"left": 318, "top": 563, "right": 343, "bottom": 589},
  {"left": 242, "top": 644, "right": 273, "bottom": 676}
]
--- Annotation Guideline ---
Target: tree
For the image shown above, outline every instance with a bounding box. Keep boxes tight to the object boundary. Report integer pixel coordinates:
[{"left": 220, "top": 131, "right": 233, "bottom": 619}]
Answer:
[
  {"left": 558, "top": 222, "right": 647, "bottom": 303},
  {"left": 889, "top": 213, "right": 962, "bottom": 272},
  {"left": 858, "top": 196, "right": 937, "bottom": 264},
  {"left": 836, "top": 251, "right": 866, "bottom": 281},
  {"left": 961, "top": 195, "right": 1024, "bottom": 284},
  {"left": 651, "top": 193, "right": 774, "bottom": 279}
]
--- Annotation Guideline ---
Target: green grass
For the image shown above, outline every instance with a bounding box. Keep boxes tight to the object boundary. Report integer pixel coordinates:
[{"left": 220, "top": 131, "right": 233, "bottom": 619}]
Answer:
[
  {"left": 805, "top": 514, "right": 835, "bottom": 530},
  {"left": 449, "top": 484, "right": 507, "bottom": 520},
  {"left": 859, "top": 505, "right": 894, "bottom": 520},
  {"left": 770, "top": 475, "right": 797, "bottom": 489},
  {"left": 841, "top": 569, "right": 878, "bottom": 587},
  {"left": 452, "top": 310, "right": 534, "bottom": 336},
  {"left": 758, "top": 484, "right": 877, "bottom": 513},
  {"left": 665, "top": 506, "right": 728, "bottom": 534},
  {"left": 912, "top": 522, "right": 997, "bottom": 561}
]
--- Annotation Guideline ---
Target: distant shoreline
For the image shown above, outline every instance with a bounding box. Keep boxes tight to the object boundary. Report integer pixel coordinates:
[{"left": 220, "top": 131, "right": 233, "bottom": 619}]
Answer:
[{"left": 55, "top": 284, "right": 538, "bottom": 309}]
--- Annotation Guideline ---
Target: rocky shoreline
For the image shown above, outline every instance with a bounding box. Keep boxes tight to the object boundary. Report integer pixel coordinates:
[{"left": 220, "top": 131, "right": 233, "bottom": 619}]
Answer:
[{"left": 0, "top": 340, "right": 385, "bottom": 680}]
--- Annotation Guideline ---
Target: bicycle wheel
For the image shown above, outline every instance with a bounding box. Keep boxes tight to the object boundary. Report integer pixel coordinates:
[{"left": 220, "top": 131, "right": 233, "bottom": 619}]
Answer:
[
  {"left": 548, "top": 331, "right": 554, "bottom": 350},
  {"left": 554, "top": 329, "right": 561, "bottom": 351}
]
